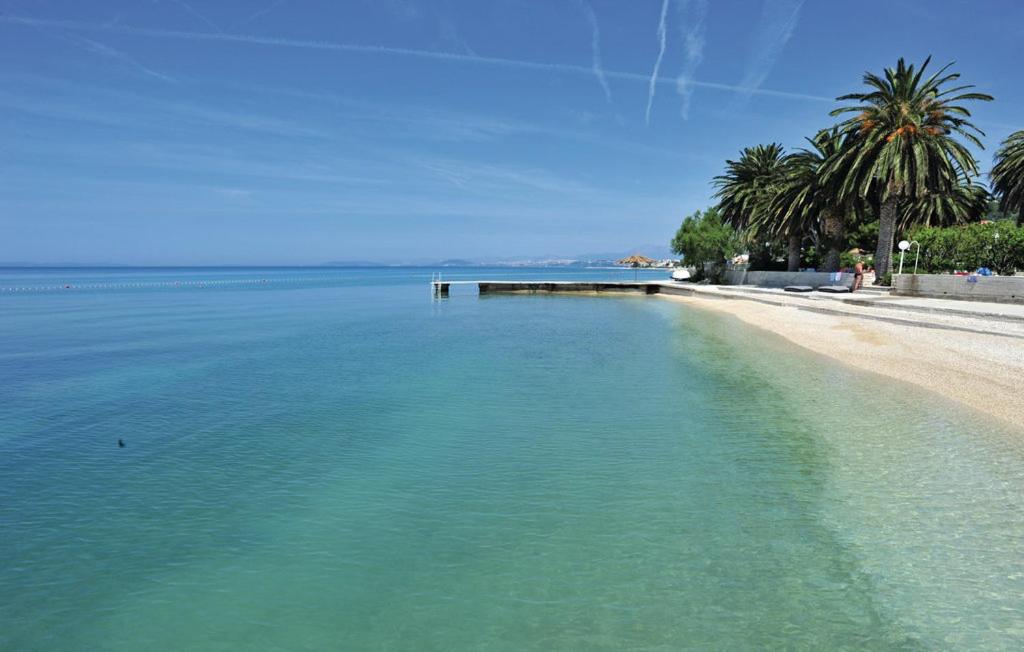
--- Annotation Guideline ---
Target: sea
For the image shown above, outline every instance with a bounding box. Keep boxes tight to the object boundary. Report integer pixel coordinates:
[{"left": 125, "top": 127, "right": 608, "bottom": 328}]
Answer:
[{"left": 2, "top": 266, "right": 1023, "bottom": 650}]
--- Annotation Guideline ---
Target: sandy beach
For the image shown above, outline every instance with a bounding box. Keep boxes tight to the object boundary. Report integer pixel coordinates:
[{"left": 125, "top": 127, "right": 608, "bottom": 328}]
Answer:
[{"left": 660, "top": 292, "right": 1024, "bottom": 429}]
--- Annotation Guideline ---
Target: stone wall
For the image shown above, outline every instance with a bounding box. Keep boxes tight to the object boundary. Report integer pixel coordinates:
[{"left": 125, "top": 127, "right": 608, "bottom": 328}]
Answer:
[
  {"left": 892, "top": 274, "right": 1024, "bottom": 303},
  {"left": 722, "top": 270, "right": 854, "bottom": 288}
]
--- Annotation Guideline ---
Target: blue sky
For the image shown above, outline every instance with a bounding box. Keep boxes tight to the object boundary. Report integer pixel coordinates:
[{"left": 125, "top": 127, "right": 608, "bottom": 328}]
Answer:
[{"left": 1, "top": 0, "right": 1022, "bottom": 264}]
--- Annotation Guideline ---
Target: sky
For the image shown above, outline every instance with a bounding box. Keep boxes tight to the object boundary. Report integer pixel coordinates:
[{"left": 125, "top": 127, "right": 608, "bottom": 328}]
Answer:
[{"left": 1, "top": 0, "right": 1023, "bottom": 265}]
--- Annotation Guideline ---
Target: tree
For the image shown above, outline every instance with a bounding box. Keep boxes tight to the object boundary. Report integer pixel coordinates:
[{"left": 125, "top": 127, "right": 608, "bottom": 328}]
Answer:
[
  {"left": 825, "top": 57, "right": 993, "bottom": 281},
  {"left": 670, "top": 207, "right": 739, "bottom": 282},
  {"left": 898, "top": 179, "right": 989, "bottom": 231},
  {"left": 992, "top": 130, "right": 1024, "bottom": 226},
  {"left": 982, "top": 199, "right": 1013, "bottom": 222},
  {"left": 713, "top": 143, "right": 787, "bottom": 233},
  {"left": 712, "top": 143, "right": 789, "bottom": 269},
  {"left": 765, "top": 128, "right": 849, "bottom": 271}
]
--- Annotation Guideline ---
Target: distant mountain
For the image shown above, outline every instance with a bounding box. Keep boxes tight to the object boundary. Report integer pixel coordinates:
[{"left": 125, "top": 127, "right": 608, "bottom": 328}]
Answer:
[
  {"left": 435, "top": 259, "right": 479, "bottom": 267},
  {"left": 321, "top": 260, "right": 395, "bottom": 267},
  {"left": 321, "top": 245, "right": 677, "bottom": 268}
]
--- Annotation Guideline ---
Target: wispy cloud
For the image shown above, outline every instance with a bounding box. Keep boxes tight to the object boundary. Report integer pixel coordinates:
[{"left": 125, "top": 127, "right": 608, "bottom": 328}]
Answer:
[
  {"left": 0, "top": 73, "right": 707, "bottom": 160},
  {"left": 436, "top": 15, "right": 476, "bottom": 56},
  {"left": 645, "top": 0, "right": 671, "bottom": 124},
  {"left": 225, "top": 81, "right": 714, "bottom": 159},
  {"left": 235, "top": 0, "right": 289, "bottom": 28},
  {"left": 0, "top": 85, "right": 325, "bottom": 138},
  {"left": 213, "top": 187, "right": 256, "bottom": 204},
  {"left": 737, "top": 0, "right": 805, "bottom": 100},
  {"left": 194, "top": 82, "right": 538, "bottom": 142},
  {"left": 12, "top": 15, "right": 174, "bottom": 83},
  {"left": 368, "top": 0, "right": 421, "bottom": 22},
  {"left": 167, "top": 0, "right": 223, "bottom": 33},
  {"left": 72, "top": 37, "right": 175, "bottom": 83},
  {"left": 2, "top": 136, "right": 389, "bottom": 187},
  {"left": 0, "top": 15, "right": 832, "bottom": 103},
  {"left": 419, "top": 159, "right": 600, "bottom": 196},
  {"left": 573, "top": 0, "right": 612, "bottom": 103},
  {"left": 674, "top": 0, "right": 708, "bottom": 119}
]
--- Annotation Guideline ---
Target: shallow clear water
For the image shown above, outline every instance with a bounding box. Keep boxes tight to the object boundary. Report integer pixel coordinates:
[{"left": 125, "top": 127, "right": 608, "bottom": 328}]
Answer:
[{"left": 2, "top": 267, "right": 1023, "bottom": 650}]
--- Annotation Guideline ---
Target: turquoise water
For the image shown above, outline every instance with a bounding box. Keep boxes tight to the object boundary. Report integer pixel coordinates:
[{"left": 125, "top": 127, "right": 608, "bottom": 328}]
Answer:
[{"left": 3, "top": 267, "right": 1023, "bottom": 650}]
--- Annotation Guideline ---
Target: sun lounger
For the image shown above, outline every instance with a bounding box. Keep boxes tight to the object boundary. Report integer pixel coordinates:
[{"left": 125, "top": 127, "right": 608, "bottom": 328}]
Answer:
[
  {"left": 784, "top": 285, "right": 814, "bottom": 292},
  {"left": 817, "top": 285, "right": 851, "bottom": 293}
]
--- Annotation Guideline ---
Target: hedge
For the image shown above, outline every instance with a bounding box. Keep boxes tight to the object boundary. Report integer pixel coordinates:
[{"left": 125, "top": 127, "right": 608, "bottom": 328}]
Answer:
[{"left": 907, "top": 222, "right": 1024, "bottom": 275}]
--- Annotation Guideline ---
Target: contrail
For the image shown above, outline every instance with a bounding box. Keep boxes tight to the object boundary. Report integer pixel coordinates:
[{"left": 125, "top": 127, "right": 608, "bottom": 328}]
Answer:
[
  {"left": 573, "top": 0, "right": 612, "bottom": 103},
  {"left": 675, "top": 0, "right": 708, "bottom": 119},
  {"left": 645, "top": 0, "right": 671, "bottom": 124},
  {"left": 168, "top": 0, "right": 223, "bottom": 33},
  {"left": 737, "top": 0, "right": 805, "bottom": 99},
  {"left": 13, "top": 16, "right": 175, "bottom": 83},
  {"left": 237, "top": 0, "right": 289, "bottom": 28},
  {"left": 76, "top": 37, "right": 176, "bottom": 83},
  {"left": 0, "top": 15, "right": 833, "bottom": 103}
]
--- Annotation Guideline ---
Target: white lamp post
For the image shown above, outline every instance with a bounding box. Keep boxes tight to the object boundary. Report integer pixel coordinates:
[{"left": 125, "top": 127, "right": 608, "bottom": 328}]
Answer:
[{"left": 897, "top": 239, "right": 921, "bottom": 275}]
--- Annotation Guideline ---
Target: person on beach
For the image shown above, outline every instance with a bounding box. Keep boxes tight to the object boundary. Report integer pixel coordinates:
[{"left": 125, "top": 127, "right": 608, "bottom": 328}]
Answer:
[{"left": 851, "top": 260, "right": 864, "bottom": 292}]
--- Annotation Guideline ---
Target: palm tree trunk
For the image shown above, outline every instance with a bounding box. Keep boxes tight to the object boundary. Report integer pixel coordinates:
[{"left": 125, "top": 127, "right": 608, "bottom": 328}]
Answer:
[
  {"left": 1018, "top": 205, "right": 1023, "bottom": 227},
  {"left": 874, "top": 196, "right": 899, "bottom": 282},
  {"left": 822, "top": 210, "right": 845, "bottom": 272},
  {"left": 787, "top": 233, "right": 801, "bottom": 272}
]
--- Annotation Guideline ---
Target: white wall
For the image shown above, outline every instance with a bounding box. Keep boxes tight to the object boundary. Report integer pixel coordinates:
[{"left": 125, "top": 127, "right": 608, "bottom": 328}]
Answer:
[{"left": 723, "top": 270, "right": 854, "bottom": 288}]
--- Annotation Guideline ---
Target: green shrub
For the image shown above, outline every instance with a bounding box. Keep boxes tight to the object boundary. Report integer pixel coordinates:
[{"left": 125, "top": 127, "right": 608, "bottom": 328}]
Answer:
[
  {"left": 839, "top": 250, "right": 859, "bottom": 269},
  {"left": 803, "top": 245, "right": 823, "bottom": 270},
  {"left": 839, "top": 251, "right": 873, "bottom": 271},
  {"left": 909, "top": 223, "right": 1024, "bottom": 275}
]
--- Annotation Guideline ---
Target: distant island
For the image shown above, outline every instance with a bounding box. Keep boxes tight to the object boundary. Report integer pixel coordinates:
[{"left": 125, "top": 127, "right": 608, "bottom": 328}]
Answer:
[{"left": 323, "top": 245, "right": 676, "bottom": 268}]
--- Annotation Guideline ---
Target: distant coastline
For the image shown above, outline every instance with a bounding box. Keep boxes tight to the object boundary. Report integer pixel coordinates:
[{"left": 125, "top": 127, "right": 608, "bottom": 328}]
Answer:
[
  {"left": 0, "top": 245, "right": 676, "bottom": 270},
  {"left": 0, "top": 260, "right": 672, "bottom": 269}
]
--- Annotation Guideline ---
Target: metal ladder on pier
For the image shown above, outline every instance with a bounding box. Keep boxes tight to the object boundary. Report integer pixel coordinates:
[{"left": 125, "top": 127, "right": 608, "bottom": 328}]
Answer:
[{"left": 431, "top": 272, "right": 449, "bottom": 298}]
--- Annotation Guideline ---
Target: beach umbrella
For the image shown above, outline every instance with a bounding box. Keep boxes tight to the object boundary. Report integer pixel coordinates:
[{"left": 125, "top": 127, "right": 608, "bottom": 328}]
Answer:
[
  {"left": 618, "top": 254, "right": 656, "bottom": 266},
  {"left": 617, "top": 254, "right": 656, "bottom": 280}
]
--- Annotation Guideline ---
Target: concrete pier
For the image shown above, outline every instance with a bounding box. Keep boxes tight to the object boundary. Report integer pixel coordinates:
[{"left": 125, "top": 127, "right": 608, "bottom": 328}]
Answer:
[
  {"left": 477, "top": 281, "right": 659, "bottom": 295},
  {"left": 432, "top": 280, "right": 692, "bottom": 297},
  {"left": 430, "top": 278, "right": 1024, "bottom": 340}
]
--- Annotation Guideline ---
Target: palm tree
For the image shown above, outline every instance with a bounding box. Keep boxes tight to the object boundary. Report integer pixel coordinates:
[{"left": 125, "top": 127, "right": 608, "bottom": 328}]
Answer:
[
  {"left": 766, "top": 128, "right": 849, "bottom": 271},
  {"left": 992, "top": 130, "right": 1024, "bottom": 226},
  {"left": 713, "top": 143, "right": 789, "bottom": 265},
  {"left": 825, "top": 57, "right": 992, "bottom": 280},
  {"left": 714, "top": 144, "right": 787, "bottom": 231},
  {"left": 899, "top": 179, "right": 989, "bottom": 231}
]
